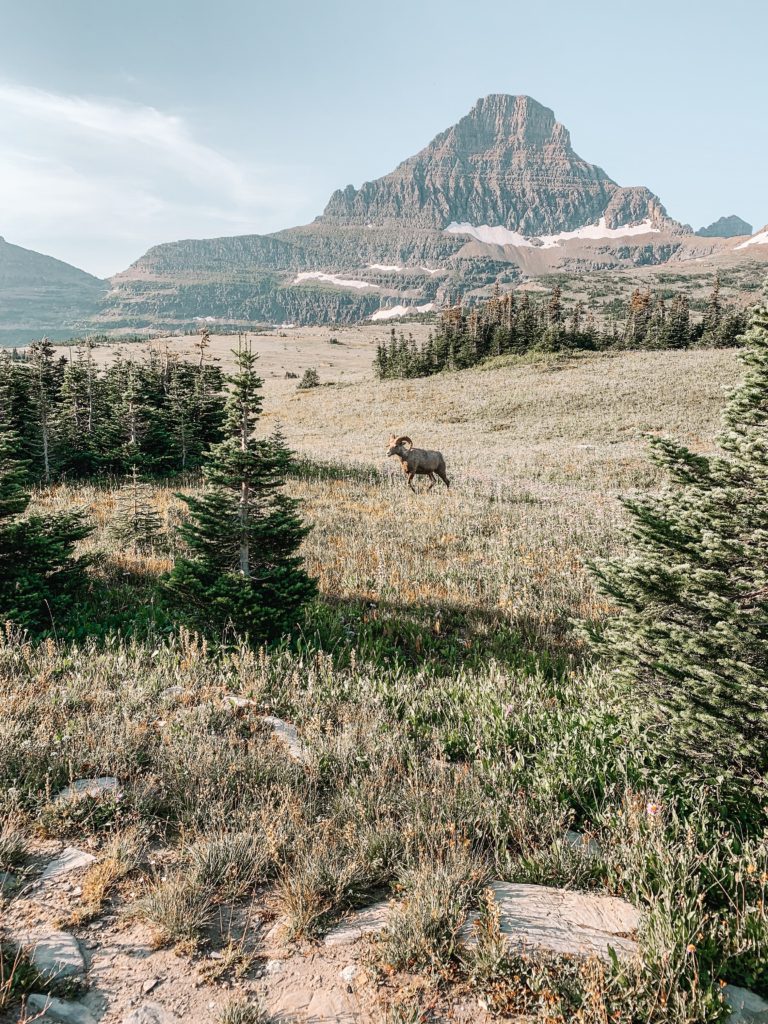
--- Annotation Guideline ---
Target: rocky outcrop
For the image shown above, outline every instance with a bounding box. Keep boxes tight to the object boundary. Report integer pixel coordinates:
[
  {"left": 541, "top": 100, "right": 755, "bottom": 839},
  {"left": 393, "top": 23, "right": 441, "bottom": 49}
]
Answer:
[
  {"left": 697, "top": 215, "right": 753, "bottom": 238},
  {"left": 321, "top": 95, "right": 676, "bottom": 235}
]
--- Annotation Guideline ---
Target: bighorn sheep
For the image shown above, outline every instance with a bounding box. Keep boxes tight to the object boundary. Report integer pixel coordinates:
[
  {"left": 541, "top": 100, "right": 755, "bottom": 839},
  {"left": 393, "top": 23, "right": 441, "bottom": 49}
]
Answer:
[{"left": 387, "top": 435, "right": 450, "bottom": 492}]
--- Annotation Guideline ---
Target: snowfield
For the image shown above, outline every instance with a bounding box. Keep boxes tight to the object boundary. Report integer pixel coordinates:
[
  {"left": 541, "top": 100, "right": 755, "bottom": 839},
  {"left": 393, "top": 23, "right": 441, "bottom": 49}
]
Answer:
[
  {"left": 293, "top": 272, "right": 378, "bottom": 290},
  {"left": 735, "top": 229, "right": 768, "bottom": 250},
  {"left": 445, "top": 217, "right": 659, "bottom": 249},
  {"left": 370, "top": 303, "right": 435, "bottom": 321}
]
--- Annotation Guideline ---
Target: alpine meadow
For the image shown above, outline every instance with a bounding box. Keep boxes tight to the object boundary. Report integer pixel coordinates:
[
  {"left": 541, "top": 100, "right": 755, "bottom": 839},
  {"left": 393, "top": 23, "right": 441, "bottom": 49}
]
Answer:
[{"left": 0, "top": 6, "right": 767, "bottom": 1023}]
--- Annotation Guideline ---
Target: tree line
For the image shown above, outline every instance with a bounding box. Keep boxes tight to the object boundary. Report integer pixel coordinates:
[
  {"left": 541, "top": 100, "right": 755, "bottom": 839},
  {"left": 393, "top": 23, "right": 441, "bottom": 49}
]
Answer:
[
  {"left": 0, "top": 331, "right": 227, "bottom": 486},
  {"left": 0, "top": 336, "right": 315, "bottom": 641},
  {"left": 374, "top": 278, "right": 748, "bottom": 379}
]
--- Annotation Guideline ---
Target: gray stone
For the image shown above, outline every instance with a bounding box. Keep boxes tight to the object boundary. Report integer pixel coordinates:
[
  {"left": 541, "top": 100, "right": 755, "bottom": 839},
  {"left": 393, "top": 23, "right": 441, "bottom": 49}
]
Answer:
[
  {"left": 55, "top": 777, "right": 120, "bottom": 804},
  {"left": 262, "top": 715, "right": 309, "bottom": 764},
  {"left": 724, "top": 985, "right": 768, "bottom": 1023},
  {"left": 123, "top": 1004, "right": 179, "bottom": 1024},
  {"left": 324, "top": 900, "right": 391, "bottom": 946},
  {"left": 462, "top": 882, "right": 639, "bottom": 961},
  {"left": 28, "top": 931, "right": 86, "bottom": 981},
  {"left": 564, "top": 830, "right": 602, "bottom": 858},
  {"left": 25, "top": 994, "right": 98, "bottom": 1024},
  {"left": 41, "top": 847, "right": 96, "bottom": 881},
  {"left": 263, "top": 958, "right": 285, "bottom": 975},
  {"left": 142, "top": 978, "right": 160, "bottom": 993},
  {"left": 339, "top": 964, "right": 360, "bottom": 983}
]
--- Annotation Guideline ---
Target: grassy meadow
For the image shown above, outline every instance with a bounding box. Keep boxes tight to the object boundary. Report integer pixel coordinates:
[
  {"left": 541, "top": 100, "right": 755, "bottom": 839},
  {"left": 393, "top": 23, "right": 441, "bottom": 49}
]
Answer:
[{"left": 3, "top": 344, "right": 766, "bottom": 1023}]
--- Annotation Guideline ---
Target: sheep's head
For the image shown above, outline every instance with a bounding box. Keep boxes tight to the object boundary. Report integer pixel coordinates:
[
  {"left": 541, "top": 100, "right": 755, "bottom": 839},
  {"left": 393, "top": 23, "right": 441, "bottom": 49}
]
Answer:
[{"left": 387, "top": 434, "right": 413, "bottom": 457}]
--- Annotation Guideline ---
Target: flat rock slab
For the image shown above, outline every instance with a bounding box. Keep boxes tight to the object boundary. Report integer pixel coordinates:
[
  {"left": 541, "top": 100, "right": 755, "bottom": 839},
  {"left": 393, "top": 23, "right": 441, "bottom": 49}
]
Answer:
[
  {"left": 263, "top": 715, "right": 309, "bottom": 764},
  {"left": 462, "top": 882, "right": 639, "bottom": 961},
  {"left": 123, "top": 1004, "right": 180, "bottom": 1024},
  {"left": 725, "top": 985, "right": 768, "bottom": 1023},
  {"left": 28, "top": 930, "right": 86, "bottom": 981},
  {"left": 55, "top": 777, "right": 120, "bottom": 803},
  {"left": 269, "top": 984, "right": 362, "bottom": 1023},
  {"left": 324, "top": 900, "right": 391, "bottom": 947},
  {"left": 26, "top": 993, "right": 99, "bottom": 1024},
  {"left": 42, "top": 847, "right": 96, "bottom": 881}
]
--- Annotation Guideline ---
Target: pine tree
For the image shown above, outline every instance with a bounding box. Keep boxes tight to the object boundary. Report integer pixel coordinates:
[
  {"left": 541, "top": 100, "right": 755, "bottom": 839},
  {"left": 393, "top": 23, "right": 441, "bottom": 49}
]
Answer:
[
  {"left": 589, "top": 287, "right": 768, "bottom": 791},
  {"left": 112, "top": 466, "right": 164, "bottom": 554},
  {"left": 0, "top": 395, "right": 91, "bottom": 632},
  {"left": 165, "top": 339, "right": 315, "bottom": 642}
]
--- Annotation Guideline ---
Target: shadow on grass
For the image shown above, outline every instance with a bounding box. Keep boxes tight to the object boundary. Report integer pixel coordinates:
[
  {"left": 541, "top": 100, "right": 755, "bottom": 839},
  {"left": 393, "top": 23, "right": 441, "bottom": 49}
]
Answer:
[{"left": 298, "top": 591, "right": 580, "bottom": 681}]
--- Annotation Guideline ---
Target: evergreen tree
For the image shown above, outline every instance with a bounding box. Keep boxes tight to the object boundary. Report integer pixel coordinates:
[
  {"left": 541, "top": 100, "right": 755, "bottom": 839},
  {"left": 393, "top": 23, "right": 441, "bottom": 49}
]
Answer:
[
  {"left": 165, "top": 340, "right": 315, "bottom": 642},
  {"left": 112, "top": 466, "right": 164, "bottom": 554},
  {"left": 0, "top": 399, "right": 91, "bottom": 632},
  {"left": 590, "top": 288, "right": 768, "bottom": 791}
]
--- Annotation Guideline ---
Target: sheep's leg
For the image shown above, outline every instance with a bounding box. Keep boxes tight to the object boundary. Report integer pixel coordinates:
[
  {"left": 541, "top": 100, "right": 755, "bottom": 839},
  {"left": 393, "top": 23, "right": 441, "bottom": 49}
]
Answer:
[
  {"left": 437, "top": 467, "right": 450, "bottom": 488},
  {"left": 408, "top": 473, "right": 417, "bottom": 493},
  {"left": 426, "top": 473, "right": 436, "bottom": 491}
]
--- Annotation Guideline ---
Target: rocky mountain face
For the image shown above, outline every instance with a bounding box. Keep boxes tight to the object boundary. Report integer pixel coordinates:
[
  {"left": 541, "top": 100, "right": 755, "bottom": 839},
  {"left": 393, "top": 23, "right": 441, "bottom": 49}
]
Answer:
[
  {"left": 321, "top": 95, "right": 675, "bottom": 234},
  {"left": 4, "top": 95, "right": 764, "bottom": 338},
  {"left": 696, "top": 215, "right": 753, "bottom": 238},
  {"left": 0, "top": 236, "right": 106, "bottom": 345}
]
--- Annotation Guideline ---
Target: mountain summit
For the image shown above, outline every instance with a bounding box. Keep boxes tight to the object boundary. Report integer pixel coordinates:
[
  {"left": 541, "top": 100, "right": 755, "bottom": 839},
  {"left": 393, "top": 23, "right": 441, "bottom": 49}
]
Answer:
[{"left": 321, "top": 94, "right": 672, "bottom": 235}]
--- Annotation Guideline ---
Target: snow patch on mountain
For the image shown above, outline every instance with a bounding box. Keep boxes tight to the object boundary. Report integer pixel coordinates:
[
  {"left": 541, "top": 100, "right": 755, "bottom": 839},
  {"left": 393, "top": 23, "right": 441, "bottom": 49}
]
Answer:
[
  {"left": 445, "top": 223, "right": 535, "bottom": 247},
  {"left": 445, "top": 217, "right": 659, "bottom": 249},
  {"left": 734, "top": 228, "right": 768, "bottom": 250},
  {"left": 539, "top": 218, "right": 659, "bottom": 247},
  {"left": 370, "top": 303, "right": 435, "bottom": 321},
  {"left": 293, "top": 272, "right": 378, "bottom": 290}
]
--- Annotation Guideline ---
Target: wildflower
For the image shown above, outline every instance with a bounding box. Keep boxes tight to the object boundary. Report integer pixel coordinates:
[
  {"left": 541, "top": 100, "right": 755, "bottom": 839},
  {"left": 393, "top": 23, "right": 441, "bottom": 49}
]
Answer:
[
  {"left": 686, "top": 943, "right": 696, "bottom": 954},
  {"left": 646, "top": 802, "right": 662, "bottom": 817},
  {"left": 746, "top": 863, "right": 757, "bottom": 874}
]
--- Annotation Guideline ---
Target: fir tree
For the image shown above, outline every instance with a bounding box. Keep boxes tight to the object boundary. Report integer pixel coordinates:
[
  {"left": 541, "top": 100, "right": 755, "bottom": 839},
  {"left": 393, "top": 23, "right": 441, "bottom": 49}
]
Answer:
[
  {"left": 0, "top": 402, "right": 91, "bottom": 633},
  {"left": 165, "top": 340, "right": 315, "bottom": 642},
  {"left": 112, "top": 466, "right": 164, "bottom": 554},
  {"left": 590, "top": 287, "right": 768, "bottom": 791}
]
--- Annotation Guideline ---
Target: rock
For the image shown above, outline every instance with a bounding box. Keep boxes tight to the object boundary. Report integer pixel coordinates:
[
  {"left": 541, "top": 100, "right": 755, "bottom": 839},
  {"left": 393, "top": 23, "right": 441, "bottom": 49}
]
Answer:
[
  {"left": 25, "top": 994, "right": 98, "bottom": 1024},
  {"left": 263, "top": 959, "right": 285, "bottom": 976},
  {"left": 28, "top": 931, "right": 86, "bottom": 981},
  {"left": 262, "top": 715, "right": 309, "bottom": 764},
  {"left": 142, "top": 978, "right": 161, "bottom": 993},
  {"left": 55, "top": 777, "right": 120, "bottom": 803},
  {"left": 724, "top": 985, "right": 768, "bottom": 1023},
  {"left": 41, "top": 847, "right": 96, "bottom": 881},
  {"left": 324, "top": 900, "right": 391, "bottom": 946},
  {"left": 462, "top": 882, "right": 639, "bottom": 961},
  {"left": 160, "top": 686, "right": 185, "bottom": 699},
  {"left": 123, "top": 1004, "right": 179, "bottom": 1024},
  {"left": 0, "top": 870, "right": 17, "bottom": 894},
  {"left": 339, "top": 964, "right": 360, "bottom": 983},
  {"left": 224, "top": 694, "right": 255, "bottom": 709},
  {"left": 564, "top": 831, "right": 602, "bottom": 858}
]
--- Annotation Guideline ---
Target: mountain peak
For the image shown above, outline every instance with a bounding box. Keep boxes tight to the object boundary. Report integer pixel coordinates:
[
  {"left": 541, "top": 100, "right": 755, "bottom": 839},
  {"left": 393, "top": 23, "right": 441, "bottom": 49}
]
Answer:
[{"left": 321, "top": 94, "right": 673, "bottom": 236}]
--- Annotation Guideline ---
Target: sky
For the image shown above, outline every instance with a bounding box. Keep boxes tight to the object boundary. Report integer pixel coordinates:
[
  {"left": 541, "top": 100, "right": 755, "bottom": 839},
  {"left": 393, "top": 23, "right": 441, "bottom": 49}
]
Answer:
[{"left": 0, "top": 0, "right": 764, "bottom": 278}]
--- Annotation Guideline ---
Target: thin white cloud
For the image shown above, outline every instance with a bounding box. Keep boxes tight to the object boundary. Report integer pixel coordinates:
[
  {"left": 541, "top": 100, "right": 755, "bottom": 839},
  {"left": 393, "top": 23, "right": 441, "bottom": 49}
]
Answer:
[{"left": 0, "top": 82, "right": 304, "bottom": 275}]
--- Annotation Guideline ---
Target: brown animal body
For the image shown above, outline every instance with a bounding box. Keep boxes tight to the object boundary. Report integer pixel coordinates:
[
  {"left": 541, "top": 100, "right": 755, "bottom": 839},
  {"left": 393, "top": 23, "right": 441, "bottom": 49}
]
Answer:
[{"left": 387, "top": 435, "right": 450, "bottom": 493}]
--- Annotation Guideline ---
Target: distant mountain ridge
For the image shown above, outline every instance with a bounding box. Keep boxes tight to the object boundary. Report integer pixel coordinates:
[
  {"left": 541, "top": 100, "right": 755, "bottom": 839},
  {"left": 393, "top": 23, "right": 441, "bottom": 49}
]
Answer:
[
  {"left": 2, "top": 95, "right": 766, "bottom": 339},
  {"left": 0, "top": 236, "right": 106, "bottom": 345},
  {"left": 696, "top": 215, "right": 753, "bottom": 238}
]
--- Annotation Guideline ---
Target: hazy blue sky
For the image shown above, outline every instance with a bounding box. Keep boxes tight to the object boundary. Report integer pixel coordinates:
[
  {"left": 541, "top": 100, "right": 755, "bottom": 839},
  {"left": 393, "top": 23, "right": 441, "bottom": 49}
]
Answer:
[{"left": 1, "top": 0, "right": 764, "bottom": 277}]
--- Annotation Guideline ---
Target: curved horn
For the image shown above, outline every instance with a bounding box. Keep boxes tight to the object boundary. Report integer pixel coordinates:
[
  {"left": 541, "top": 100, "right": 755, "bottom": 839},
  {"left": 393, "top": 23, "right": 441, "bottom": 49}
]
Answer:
[{"left": 395, "top": 435, "right": 413, "bottom": 449}]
